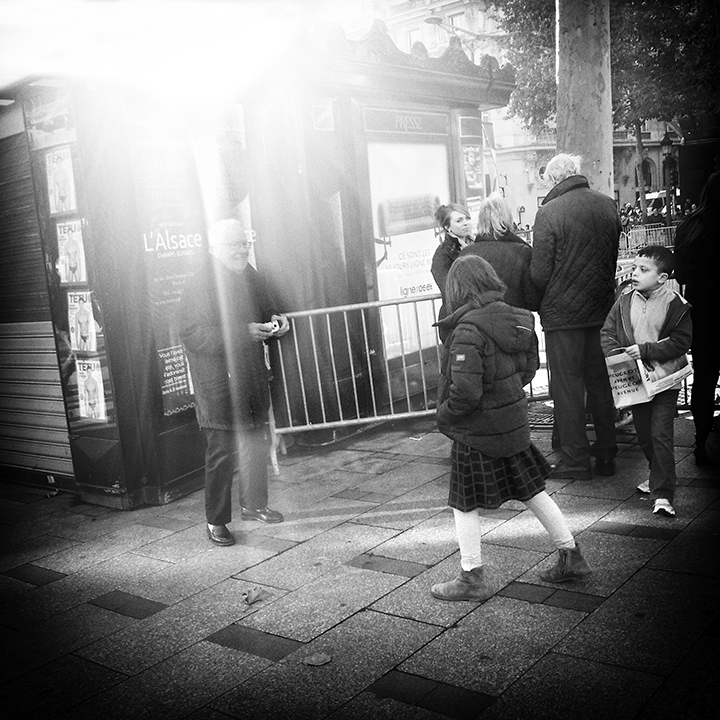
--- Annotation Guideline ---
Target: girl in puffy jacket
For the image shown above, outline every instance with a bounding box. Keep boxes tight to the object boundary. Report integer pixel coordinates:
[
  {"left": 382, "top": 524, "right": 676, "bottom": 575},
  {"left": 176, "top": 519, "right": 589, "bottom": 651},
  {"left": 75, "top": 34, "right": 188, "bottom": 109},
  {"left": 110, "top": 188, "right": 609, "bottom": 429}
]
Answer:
[{"left": 432, "top": 255, "right": 591, "bottom": 601}]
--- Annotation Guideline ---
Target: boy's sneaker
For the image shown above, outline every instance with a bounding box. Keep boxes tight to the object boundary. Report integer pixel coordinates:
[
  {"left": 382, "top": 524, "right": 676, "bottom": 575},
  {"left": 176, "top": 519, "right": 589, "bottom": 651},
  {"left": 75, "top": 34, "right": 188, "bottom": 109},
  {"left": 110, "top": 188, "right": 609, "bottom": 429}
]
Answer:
[
  {"left": 636, "top": 480, "right": 650, "bottom": 494},
  {"left": 653, "top": 498, "right": 676, "bottom": 517}
]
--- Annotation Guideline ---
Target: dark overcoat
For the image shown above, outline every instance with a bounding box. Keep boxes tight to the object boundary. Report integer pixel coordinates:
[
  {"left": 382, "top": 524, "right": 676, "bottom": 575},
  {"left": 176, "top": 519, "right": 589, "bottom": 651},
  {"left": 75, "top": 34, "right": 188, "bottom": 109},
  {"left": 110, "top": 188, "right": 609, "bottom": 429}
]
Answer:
[{"left": 177, "top": 257, "right": 279, "bottom": 431}]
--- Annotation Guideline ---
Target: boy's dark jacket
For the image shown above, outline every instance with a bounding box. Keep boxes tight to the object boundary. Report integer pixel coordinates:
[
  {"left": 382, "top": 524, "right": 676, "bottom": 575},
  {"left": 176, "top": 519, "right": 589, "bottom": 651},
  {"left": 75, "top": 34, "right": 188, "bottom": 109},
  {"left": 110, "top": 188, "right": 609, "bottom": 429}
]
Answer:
[
  {"left": 435, "top": 291, "right": 538, "bottom": 458},
  {"left": 600, "top": 289, "right": 692, "bottom": 365}
]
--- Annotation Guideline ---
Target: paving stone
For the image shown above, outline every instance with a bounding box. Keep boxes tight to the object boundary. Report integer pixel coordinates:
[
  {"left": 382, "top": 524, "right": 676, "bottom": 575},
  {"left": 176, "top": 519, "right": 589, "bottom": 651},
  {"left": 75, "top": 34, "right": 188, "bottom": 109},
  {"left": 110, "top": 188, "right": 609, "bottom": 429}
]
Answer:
[
  {"left": 239, "top": 564, "right": 405, "bottom": 642},
  {"left": 0, "top": 603, "right": 135, "bottom": 681},
  {"left": 325, "top": 690, "right": 448, "bottom": 719},
  {"left": 207, "top": 624, "right": 302, "bottom": 660},
  {"left": 339, "top": 453, "right": 414, "bottom": 475},
  {"left": 125, "top": 523, "right": 216, "bottom": 563},
  {"left": 497, "top": 581, "right": 555, "bottom": 604},
  {"left": 244, "top": 496, "right": 375, "bottom": 543},
  {"left": 347, "top": 553, "right": 428, "bottom": 578},
  {"left": 0, "top": 533, "right": 79, "bottom": 573},
  {"left": 0, "top": 550, "right": 172, "bottom": 630},
  {"left": 90, "top": 590, "right": 167, "bottom": 619},
  {"left": 210, "top": 610, "right": 442, "bottom": 720},
  {"left": 368, "top": 513, "right": 458, "bottom": 566},
  {"left": 353, "top": 478, "right": 448, "bottom": 531},
  {"left": 55, "top": 640, "right": 270, "bottom": 720},
  {"left": 3, "top": 652, "right": 126, "bottom": 720},
  {"left": 400, "top": 596, "right": 585, "bottom": 696},
  {"left": 122, "top": 544, "right": 274, "bottom": 605},
  {"left": 481, "top": 495, "right": 621, "bottom": 552},
  {"left": 0, "top": 573, "right": 32, "bottom": 602},
  {"left": 633, "top": 634, "right": 720, "bottom": 720},
  {"left": 479, "top": 652, "right": 663, "bottom": 720},
  {"left": 32, "top": 524, "right": 174, "bottom": 575},
  {"left": 543, "top": 589, "right": 605, "bottom": 613},
  {"left": 2, "top": 562, "right": 66, "bottom": 586},
  {"left": 75, "top": 578, "right": 263, "bottom": 675},
  {"left": 235, "top": 523, "right": 399, "bottom": 591},
  {"left": 346, "top": 461, "right": 449, "bottom": 498},
  {"left": 554, "top": 568, "right": 720, "bottom": 675}
]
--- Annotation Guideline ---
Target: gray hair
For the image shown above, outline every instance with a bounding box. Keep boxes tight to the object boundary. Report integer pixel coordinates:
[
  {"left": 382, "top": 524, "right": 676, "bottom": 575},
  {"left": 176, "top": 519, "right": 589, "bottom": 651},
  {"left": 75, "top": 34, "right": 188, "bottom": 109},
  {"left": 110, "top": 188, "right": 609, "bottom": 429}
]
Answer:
[
  {"left": 544, "top": 153, "right": 582, "bottom": 185},
  {"left": 476, "top": 192, "right": 513, "bottom": 239}
]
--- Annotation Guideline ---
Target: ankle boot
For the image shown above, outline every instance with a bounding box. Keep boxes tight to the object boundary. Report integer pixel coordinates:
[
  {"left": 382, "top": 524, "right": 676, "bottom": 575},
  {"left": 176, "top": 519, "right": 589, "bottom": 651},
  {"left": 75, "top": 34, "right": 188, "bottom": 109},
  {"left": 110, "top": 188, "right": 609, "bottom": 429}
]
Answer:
[
  {"left": 431, "top": 566, "right": 489, "bottom": 601},
  {"left": 539, "top": 543, "right": 592, "bottom": 583}
]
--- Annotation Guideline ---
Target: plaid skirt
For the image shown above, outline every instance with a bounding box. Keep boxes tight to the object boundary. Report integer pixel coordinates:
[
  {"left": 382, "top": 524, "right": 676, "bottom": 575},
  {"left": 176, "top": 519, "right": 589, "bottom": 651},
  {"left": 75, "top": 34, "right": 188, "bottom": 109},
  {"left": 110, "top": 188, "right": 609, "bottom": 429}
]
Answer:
[{"left": 448, "top": 440, "right": 550, "bottom": 511}]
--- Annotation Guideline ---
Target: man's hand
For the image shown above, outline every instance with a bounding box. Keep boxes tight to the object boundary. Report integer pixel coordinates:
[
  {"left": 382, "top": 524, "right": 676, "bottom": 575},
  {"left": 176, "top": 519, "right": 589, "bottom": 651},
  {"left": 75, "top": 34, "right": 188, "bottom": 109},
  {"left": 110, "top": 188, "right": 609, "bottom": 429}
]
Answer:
[
  {"left": 248, "top": 314, "right": 290, "bottom": 342},
  {"left": 271, "top": 314, "right": 290, "bottom": 337}
]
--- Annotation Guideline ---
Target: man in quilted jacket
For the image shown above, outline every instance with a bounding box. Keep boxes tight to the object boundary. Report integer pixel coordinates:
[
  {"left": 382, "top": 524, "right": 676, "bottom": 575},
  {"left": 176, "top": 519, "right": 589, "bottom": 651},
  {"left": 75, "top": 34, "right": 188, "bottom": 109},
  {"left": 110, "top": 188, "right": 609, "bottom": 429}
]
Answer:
[{"left": 531, "top": 154, "right": 621, "bottom": 480}]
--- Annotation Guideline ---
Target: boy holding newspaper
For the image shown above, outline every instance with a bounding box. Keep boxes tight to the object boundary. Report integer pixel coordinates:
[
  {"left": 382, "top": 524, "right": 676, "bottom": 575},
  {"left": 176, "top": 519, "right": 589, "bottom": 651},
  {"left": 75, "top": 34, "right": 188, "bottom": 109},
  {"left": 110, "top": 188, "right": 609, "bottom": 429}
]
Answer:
[{"left": 601, "top": 246, "right": 692, "bottom": 517}]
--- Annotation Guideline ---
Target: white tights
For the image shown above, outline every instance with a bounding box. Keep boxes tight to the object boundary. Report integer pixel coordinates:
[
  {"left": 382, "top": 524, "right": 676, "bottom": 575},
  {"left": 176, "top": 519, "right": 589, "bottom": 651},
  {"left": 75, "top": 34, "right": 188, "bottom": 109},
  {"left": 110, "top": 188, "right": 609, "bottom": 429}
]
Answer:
[{"left": 453, "top": 491, "right": 575, "bottom": 571}]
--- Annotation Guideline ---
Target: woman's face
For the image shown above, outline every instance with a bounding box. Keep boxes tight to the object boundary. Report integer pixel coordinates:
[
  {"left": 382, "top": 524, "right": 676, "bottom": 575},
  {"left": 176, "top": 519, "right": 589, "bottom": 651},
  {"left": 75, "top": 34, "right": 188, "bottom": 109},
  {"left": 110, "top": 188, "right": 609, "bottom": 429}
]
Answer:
[{"left": 447, "top": 210, "right": 473, "bottom": 244}]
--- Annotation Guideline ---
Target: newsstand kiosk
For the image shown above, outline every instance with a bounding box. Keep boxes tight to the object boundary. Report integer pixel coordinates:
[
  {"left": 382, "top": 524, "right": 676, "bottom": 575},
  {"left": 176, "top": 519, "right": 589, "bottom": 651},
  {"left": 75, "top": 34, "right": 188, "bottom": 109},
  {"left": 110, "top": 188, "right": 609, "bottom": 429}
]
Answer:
[{"left": 0, "top": 22, "right": 514, "bottom": 507}]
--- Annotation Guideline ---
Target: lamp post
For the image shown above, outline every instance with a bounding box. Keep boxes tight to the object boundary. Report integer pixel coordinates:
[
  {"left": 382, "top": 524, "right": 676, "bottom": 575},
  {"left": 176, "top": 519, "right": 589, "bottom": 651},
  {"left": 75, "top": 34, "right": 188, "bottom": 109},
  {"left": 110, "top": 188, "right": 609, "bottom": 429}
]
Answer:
[{"left": 660, "top": 131, "right": 674, "bottom": 228}]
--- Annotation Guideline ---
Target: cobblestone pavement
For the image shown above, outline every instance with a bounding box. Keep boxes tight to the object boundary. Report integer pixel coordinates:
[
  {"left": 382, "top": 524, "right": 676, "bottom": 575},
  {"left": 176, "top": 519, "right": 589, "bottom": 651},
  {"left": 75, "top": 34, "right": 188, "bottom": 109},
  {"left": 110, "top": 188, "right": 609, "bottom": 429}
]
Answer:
[{"left": 1, "top": 410, "right": 718, "bottom": 720}]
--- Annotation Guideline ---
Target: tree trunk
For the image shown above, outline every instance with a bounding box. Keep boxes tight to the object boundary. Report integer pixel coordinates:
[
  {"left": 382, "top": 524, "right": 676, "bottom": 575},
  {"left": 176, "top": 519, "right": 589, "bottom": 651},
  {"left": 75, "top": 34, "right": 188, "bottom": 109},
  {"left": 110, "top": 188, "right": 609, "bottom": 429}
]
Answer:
[{"left": 556, "top": 0, "right": 614, "bottom": 197}]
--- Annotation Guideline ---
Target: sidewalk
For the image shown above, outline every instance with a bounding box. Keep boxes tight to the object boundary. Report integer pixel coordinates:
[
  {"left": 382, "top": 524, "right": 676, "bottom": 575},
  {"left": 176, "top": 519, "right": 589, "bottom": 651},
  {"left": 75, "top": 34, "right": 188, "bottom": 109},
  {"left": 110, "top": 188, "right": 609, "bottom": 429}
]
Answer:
[{"left": 1, "top": 409, "right": 718, "bottom": 720}]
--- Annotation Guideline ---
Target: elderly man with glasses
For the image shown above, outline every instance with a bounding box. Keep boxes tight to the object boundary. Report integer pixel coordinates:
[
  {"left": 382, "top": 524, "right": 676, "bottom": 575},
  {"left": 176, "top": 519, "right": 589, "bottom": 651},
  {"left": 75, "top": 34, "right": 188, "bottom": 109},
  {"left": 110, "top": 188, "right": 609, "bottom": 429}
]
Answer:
[{"left": 178, "top": 219, "right": 289, "bottom": 545}]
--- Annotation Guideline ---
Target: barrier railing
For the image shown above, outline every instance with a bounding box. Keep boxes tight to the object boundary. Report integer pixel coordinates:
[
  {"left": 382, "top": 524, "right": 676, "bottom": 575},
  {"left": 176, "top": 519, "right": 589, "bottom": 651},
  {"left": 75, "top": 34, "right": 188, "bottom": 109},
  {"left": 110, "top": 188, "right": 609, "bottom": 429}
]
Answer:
[
  {"left": 619, "top": 226, "right": 675, "bottom": 257},
  {"left": 270, "top": 293, "right": 550, "bottom": 442}
]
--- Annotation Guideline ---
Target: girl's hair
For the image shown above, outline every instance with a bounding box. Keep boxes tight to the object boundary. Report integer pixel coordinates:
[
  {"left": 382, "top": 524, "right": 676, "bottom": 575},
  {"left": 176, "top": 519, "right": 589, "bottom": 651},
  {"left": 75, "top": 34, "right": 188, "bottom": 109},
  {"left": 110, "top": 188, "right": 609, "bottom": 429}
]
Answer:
[
  {"left": 445, "top": 254, "right": 506, "bottom": 313},
  {"left": 476, "top": 192, "right": 513, "bottom": 238},
  {"left": 435, "top": 203, "right": 470, "bottom": 232}
]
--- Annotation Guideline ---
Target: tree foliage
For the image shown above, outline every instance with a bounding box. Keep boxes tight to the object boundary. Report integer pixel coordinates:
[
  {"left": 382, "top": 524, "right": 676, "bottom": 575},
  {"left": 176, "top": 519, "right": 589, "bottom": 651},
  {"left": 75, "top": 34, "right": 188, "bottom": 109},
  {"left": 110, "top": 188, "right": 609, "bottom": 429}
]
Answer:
[{"left": 485, "top": 0, "right": 720, "bottom": 135}]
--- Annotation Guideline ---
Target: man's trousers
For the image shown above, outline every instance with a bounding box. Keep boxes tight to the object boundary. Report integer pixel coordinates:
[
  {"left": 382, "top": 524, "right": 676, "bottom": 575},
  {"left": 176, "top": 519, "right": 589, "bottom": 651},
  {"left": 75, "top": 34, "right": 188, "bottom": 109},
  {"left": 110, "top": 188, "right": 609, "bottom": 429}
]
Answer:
[{"left": 203, "top": 426, "right": 268, "bottom": 525}]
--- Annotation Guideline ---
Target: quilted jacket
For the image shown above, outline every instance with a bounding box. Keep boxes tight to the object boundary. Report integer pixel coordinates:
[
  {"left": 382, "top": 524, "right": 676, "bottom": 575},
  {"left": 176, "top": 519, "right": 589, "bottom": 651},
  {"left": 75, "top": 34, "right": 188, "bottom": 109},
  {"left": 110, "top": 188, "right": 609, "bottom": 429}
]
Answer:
[
  {"left": 435, "top": 292, "right": 539, "bottom": 458},
  {"left": 530, "top": 175, "right": 621, "bottom": 332}
]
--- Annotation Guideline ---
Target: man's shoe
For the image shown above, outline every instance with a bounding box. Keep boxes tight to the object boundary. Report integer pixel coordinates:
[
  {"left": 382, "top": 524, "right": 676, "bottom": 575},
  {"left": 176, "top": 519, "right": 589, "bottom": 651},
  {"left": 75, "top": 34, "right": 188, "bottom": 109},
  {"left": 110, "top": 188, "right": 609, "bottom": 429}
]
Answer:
[
  {"left": 549, "top": 462, "right": 592, "bottom": 481},
  {"left": 431, "top": 567, "right": 490, "bottom": 602},
  {"left": 595, "top": 458, "right": 616, "bottom": 476},
  {"left": 241, "top": 507, "right": 284, "bottom": 523},
  {"left": 653, "top": 498, "right": 676, "bottom": 517},
  {"left": 206, "top": 524, "right": 235, "bottom": 546},
  {"left": 636, "top": 480, "right": 650, "bottom": 494}
]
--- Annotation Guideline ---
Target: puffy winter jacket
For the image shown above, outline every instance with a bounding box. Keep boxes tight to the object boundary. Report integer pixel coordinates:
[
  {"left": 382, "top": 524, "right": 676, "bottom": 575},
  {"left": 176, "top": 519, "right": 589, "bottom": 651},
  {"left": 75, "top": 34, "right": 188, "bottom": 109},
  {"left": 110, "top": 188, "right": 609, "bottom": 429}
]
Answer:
[
  {"left": 435, "top": 291, "right": 539, "bottom": 458},
  {"left": 531, "top": 175, "right": 621, "bottom": 331}
]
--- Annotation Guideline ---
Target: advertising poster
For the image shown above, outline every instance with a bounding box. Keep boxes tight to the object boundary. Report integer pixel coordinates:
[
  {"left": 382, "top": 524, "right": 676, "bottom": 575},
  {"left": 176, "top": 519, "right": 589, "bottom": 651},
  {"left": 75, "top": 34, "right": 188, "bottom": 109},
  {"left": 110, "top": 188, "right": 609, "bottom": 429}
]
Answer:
[
  {"left": 76, "top": 358, "right": 107, "bottom": 420},
  {"left": 45, "top": 146, "right": 77, "bottom": 214},
  {"left": 56, "top": 219, "right": 87, "bottom": 284},
  {"left": 128, "top": 120, "right": 206, "bottom": 417},
  {"left": 366, "top": 140, "right": 450, "bottom": 358},
  {"left": 23, "top": 89, "right": 77, "bottom": 150},
  {"left": 67, "top": 290, "right": 97, "bottom": 352}
]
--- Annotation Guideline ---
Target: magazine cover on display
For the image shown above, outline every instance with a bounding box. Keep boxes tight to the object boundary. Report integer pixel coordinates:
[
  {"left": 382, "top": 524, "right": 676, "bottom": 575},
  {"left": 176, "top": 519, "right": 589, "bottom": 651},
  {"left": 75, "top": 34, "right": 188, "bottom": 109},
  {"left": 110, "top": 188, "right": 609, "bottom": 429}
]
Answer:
[
  {"left": 67, "top": 290, "right": 97, "bottom": 353},
  {"left": 45, "top": 146, "right": 77, "bottom": 215},
  {"left": 56, "top": 219, "right": 87, "bottom": 284},
  {"left": 76, "top": 358, "right": 106, "bottom": 421}
]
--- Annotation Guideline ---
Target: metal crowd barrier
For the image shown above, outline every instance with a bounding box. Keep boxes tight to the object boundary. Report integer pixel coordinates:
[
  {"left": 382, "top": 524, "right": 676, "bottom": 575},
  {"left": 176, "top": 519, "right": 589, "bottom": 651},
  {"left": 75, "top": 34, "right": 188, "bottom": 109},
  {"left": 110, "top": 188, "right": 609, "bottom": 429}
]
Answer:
[
  {"left": 619, "top": 225, "right": 675, "bottom": 257},
  {"left": 269, "top": 293, "right": 549, "bottom": 443}
]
